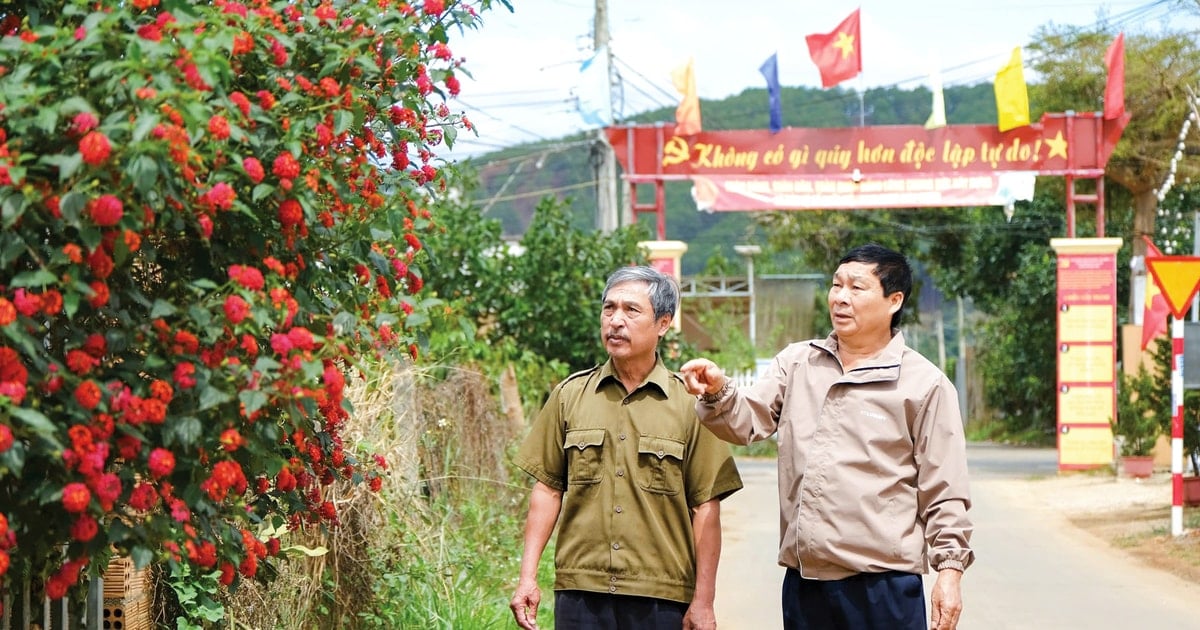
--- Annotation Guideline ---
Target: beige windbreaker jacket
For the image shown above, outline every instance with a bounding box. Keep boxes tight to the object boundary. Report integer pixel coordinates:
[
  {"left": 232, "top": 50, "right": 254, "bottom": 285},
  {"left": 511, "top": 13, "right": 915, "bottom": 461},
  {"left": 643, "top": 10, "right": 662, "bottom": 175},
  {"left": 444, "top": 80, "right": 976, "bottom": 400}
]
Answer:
[{"left": 697, "top": 331, "right": 974, "bottom": 580}]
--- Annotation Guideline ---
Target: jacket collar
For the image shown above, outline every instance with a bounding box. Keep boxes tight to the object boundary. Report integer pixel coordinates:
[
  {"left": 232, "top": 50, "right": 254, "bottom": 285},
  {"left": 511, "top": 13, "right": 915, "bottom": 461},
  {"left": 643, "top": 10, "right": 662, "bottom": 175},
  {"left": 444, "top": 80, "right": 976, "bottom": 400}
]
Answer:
[{"left": 813, "top": 331, "right": 907, "bottom": 382}]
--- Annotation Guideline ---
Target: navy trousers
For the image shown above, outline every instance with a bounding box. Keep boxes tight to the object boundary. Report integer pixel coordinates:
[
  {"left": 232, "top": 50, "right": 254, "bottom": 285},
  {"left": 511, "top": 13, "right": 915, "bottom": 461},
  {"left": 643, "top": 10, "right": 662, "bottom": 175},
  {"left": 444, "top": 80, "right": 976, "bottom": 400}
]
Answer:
[
  {"left": 554, "top": 590, "right": 688, "bottom": 630},
  {"left": 781, "top": 568, "right": 926, "bottom": 630}
]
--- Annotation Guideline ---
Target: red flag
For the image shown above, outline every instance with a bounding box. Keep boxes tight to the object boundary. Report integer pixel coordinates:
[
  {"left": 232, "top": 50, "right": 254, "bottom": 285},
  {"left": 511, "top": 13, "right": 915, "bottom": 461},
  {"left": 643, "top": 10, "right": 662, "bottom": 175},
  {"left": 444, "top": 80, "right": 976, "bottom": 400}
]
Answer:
[
  {"left": 805, "top": 9, "right": 862, "bottom": 89},
  {"left": 1141, "top": 236, "right": 1169, "bottom": 350},
  {"left": 1104, "top": 33, "right": 1125, "bottom": 120}
]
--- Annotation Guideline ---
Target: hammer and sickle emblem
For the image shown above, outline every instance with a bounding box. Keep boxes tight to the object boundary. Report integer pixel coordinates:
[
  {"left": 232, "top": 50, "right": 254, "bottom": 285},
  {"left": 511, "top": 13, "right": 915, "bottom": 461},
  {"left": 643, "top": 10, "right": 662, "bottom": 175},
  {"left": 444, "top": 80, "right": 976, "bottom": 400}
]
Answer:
[{"left": 662, "top": 137, "right": 690, "bottom": 167}]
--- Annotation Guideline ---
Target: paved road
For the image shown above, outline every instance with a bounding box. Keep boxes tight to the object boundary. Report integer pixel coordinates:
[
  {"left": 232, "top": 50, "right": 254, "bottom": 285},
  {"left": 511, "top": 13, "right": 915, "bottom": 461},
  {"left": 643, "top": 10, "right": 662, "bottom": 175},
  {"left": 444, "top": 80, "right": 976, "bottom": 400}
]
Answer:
[{"left": 714, "top": 443, "right": 1200, "bottom": 629}]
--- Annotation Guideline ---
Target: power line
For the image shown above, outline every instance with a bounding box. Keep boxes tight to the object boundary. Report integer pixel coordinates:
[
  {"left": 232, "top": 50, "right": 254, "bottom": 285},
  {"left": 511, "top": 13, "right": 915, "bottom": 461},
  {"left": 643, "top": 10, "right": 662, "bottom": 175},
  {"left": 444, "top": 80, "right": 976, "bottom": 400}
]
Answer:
[{"left": 477, "top": 180, "right": 597, "bottom": 204}]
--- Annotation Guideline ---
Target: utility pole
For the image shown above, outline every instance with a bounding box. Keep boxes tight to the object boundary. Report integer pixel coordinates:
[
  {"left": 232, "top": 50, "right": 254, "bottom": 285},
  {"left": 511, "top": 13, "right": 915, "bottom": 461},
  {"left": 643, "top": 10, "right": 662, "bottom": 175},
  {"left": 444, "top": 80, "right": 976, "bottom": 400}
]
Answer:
[{"left": 592, "top": 0, "right": 619, "bottom": 232}]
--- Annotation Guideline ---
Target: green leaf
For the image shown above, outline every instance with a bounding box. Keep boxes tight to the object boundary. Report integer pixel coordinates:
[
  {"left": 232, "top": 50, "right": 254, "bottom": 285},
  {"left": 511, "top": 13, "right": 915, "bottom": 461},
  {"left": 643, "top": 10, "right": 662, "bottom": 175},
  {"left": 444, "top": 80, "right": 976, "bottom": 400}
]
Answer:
[
  {"left": 151, "top": 299, "right": 177, "bottom": 318},
  {"left": 131, "top": 112, "right": 161, "bottom": 142},
  {"left": 128, "top": 155, "right": 160, "bottom": 193},
  {"left": 238, "top": 389, "right": 268, "bottom": 416},
  {"left": 9, "top": 407, "right": 57, "bottom": 437},
  {"left": 198, "top": 386, "right": 232, "bottom": 411},
  {"left": 0, "top": 441, "right": 25, "bottom": 476},
  {"left": 40, "top": 153, "right": 83, "bottom": 182},
  {"left": 130, "top": 545, "right": 155, "bottom": 570},
  {"left": 252, "top": 357, "right": 282, "bottom": 373},
  {"left": 1, "top": 191, "right": 28, "bottom": 230},
  {"left": 59, "top": 191, "right": 86, "bottom": 222},
  {"left": 64, "top": 290, "right": 80, "bottom": 319},
  {"left": 10, "top": 269, "right": 58, "bottom": 288},
  {"left": 404, "top": 312, "right": 430, "bottom": 328},
  {"left": 57, "top": 96, "right": 93, "bottom": 116},
  {"left": 170, "top": 417, "right": 203, "bottom": 448},
  {"left": 332, "top": 311, "right": 357, "bottom": 335},
  {"left": 191, "top": 279, "right": 219, "bottom": 291},
  {"left": 332, "top": 109, "right": 355, "bottom": 135},
  {"left": 0, "top": 234, "right": 26, "bottom": 266},
  {"left": 33, "top": 106, "right": 59, "bottom": 135},
  {"left": 251, "top": 183, "right": 276, "bottom": 202}
]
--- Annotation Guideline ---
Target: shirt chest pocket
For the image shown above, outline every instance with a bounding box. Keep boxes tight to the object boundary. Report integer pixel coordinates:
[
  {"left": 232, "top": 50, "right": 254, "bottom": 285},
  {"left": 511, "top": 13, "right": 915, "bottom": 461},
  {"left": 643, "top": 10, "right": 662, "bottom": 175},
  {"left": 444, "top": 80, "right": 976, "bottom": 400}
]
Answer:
[
  {"left": 637, "top": 436, "right": 685, "bottom": 495},
  {"left": 564, "top": 428, "right": 606, "bottom": 486}
]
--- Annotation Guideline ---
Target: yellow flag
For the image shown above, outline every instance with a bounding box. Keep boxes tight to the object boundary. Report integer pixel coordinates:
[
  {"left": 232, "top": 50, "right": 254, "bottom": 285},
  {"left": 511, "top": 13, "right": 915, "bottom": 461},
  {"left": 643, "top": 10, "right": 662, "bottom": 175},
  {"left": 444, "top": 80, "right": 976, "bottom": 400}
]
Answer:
[
  {"left": 671, "top": 57, "right": 702, "bottom": 136},
  {"left": 994, "top": 47, "right": 1029, "bottom": 132}
]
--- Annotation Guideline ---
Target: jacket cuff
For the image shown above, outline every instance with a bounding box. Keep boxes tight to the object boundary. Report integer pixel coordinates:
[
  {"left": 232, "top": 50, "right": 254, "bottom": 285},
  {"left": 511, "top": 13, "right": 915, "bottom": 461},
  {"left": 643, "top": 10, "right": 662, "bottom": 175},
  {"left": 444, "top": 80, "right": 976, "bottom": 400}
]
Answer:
[{"left": 698, "top": 379, "right": 734, "bottom": 405}]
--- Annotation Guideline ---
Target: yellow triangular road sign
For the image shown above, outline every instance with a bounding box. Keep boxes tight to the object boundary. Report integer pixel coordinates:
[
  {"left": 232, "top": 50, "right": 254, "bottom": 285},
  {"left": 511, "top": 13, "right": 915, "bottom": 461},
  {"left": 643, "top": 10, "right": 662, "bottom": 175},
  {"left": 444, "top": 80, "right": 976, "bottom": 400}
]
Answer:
[{"left": 1145, "top": 256, "right": 1200, "bottom": 319}]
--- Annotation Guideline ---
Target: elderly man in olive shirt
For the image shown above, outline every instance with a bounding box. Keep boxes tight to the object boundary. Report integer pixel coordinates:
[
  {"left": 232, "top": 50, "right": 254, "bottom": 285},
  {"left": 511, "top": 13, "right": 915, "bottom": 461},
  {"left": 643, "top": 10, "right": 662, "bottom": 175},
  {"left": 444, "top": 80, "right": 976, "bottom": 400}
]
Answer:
[
  {"left": 681, "top": 244, "right": 973, "bottom": 630},
  {"left": 510, "top": 266, "right": 743, "bottom": 630}
]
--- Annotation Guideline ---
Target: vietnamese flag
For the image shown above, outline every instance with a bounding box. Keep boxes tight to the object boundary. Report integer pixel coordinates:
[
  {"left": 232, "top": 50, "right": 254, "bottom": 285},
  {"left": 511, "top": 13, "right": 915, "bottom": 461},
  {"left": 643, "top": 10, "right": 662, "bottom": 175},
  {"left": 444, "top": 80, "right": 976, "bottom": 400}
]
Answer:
[
  {"left": 805, "top": 9, "right": 862, "bottom": 89},
  {"left": 1104, "top": 32, "right": 1125, "bottom": 120},
  {"left": 1141, "top": 236, "right": 1170, "bottom": 350}
]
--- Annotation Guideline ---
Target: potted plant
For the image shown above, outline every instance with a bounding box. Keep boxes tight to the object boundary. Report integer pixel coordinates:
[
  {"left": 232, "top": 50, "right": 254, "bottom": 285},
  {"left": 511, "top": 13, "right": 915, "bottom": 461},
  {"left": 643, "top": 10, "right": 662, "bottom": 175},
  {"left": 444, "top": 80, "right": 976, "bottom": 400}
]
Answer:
[
  {"left": 1114, "top": 363, "right": 1166, "bottom": 478},
  {"left": 1178, "top": 390, "right": 1200, "bottom": 505}
]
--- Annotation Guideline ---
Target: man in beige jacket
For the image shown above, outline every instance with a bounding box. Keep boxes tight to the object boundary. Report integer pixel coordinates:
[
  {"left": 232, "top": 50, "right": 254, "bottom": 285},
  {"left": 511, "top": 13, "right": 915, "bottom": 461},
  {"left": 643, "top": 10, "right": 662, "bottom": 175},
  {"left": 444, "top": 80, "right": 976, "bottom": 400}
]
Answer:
[{"left": 681, "top": 244, "right": 973, "bottom": 630}]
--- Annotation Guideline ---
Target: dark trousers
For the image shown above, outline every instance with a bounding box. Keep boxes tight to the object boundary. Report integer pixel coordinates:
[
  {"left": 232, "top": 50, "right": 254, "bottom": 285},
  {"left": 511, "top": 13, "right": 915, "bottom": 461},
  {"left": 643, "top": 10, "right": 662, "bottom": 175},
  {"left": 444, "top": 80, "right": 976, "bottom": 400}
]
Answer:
[
  {"left": 554, "top": 590, "right": 687, "bottom": 630},
  {"left": 781, "top": 568, "right": 926, "bottom": 630}
]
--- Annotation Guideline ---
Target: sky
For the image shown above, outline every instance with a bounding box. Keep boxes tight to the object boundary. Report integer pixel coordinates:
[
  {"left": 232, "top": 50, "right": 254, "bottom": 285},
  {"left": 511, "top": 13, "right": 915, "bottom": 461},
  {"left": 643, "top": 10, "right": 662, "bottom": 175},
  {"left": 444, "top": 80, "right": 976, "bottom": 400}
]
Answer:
[{"left": 445, "top": 0, "right": 1189, "bottom": 159}]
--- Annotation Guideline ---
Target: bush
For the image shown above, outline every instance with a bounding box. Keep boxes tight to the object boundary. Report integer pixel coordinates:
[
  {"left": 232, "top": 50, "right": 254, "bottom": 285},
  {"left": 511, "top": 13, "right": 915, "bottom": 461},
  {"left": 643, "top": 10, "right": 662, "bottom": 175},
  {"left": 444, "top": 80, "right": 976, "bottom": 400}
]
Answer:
[{"left": 0, "top": 0, "right": 495, "bottom": 603}]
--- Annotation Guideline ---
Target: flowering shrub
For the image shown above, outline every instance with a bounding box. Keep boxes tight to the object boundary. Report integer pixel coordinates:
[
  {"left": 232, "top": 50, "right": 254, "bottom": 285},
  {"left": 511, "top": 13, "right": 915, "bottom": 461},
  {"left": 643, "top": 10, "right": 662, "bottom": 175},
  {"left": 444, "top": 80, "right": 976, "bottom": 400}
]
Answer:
[{"left": 0, "top": 0, "right": 491, "bottom": 599}]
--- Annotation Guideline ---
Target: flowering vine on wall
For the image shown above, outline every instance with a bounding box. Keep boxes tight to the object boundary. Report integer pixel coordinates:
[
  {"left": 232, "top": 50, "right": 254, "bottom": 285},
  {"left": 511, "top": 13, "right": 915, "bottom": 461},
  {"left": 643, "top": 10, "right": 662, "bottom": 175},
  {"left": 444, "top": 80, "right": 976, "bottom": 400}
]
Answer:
[{"left": 0, "top": 0, "right": 491, "bottom": 601}]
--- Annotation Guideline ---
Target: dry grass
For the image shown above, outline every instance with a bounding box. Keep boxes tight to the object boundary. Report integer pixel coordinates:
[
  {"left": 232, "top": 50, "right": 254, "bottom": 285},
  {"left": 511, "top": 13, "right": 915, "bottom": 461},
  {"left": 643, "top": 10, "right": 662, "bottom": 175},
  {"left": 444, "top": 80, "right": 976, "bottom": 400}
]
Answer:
[
  {"left": 222, "top": 360, "right": 518, "bottom": 629},
  {"left": 1069, "top": 505, "right": 1200, "bottom": 584}
]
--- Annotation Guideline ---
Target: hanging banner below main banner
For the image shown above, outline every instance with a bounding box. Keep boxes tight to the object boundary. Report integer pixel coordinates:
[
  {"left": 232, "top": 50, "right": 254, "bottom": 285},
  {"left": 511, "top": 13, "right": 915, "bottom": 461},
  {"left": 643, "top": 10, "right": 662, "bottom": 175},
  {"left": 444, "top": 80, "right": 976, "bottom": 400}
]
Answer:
[{"left": 689, "top": 172, "right": 1037, "bottom": 211}]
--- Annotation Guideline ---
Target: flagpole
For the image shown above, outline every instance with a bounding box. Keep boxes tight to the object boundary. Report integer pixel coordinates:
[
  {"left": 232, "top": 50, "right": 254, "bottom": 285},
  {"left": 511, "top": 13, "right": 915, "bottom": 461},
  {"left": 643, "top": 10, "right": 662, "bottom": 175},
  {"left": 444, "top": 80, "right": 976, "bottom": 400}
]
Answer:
[{"left": 857, "top": 75, "right": 865, "bottom": 127}]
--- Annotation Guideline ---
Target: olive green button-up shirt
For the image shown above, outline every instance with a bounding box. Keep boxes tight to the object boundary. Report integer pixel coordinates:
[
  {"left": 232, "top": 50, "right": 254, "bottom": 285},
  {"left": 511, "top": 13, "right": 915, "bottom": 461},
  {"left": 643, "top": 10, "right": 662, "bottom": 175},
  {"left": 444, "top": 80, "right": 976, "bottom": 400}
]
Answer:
[{"left": 514, "top": 357, "right": 743, "bottom": 603}]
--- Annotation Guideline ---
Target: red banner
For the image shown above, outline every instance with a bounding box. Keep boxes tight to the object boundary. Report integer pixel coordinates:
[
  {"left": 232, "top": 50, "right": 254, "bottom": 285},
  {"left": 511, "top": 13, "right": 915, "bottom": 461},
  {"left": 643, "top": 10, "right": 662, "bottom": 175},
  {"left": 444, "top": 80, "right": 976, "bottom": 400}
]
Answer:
[{"left": 608, "top": 112, "right": 1127, "bottom": 211}]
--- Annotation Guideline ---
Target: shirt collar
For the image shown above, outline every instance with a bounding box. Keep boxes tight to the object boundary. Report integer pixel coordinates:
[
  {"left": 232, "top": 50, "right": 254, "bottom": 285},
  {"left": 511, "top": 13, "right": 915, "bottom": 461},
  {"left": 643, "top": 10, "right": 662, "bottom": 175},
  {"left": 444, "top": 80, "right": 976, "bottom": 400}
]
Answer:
[{"left": 596, "top": 354, "right": 673, "bottom": 397}]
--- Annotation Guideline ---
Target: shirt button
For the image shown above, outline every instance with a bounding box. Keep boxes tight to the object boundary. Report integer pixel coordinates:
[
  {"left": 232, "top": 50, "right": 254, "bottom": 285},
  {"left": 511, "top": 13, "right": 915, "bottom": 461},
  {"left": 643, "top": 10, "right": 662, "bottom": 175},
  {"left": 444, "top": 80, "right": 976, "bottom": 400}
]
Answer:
[
  {"left": 658, "top": 450, "right": 665, "bottom": 457},
  {"left": 619, "top": 433, "right": 627, "bottom": 440},
  {"left": 609, "top": 585, "right": 617, "bottom": 592},
  {"left": 616, "top": 469, "right": 624, "bottom": 477},
  {"left": 612, "top": 542, "right": 620, "bottom": 550},
  {"left": 615, "top": 506, "right": 623, "bottom": 513},
  {"left": 610, "top": 576, "right": 618, "bottom": 582}
]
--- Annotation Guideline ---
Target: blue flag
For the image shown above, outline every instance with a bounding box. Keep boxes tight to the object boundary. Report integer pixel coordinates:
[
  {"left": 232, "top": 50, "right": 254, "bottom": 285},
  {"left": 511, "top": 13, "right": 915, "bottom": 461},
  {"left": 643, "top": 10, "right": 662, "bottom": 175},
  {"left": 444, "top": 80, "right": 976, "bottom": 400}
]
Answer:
[
  {"left": 759, "top": 53, "right": 782, "bottom": 133},
  {"left": 577, "top": 45, "right": 613, "bottom": 127}
]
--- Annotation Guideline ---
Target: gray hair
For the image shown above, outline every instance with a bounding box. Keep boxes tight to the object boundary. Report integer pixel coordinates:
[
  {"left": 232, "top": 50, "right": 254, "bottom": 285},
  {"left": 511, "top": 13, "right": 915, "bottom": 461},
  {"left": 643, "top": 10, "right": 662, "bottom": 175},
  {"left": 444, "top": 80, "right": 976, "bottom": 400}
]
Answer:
[{"left": 602, "top": 266, "right": 679, "bottom": 321}]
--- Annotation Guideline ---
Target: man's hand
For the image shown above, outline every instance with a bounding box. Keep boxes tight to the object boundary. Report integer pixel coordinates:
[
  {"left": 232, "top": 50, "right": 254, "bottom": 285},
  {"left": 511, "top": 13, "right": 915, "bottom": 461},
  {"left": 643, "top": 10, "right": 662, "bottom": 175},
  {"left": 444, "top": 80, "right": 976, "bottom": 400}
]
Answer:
[
  {"left": 679, "top": 358, "right": 724, "bottom": 396},
  {"left": 683, "top": 601, "right": 717, "bottom": 630},
  {"left": 509, "top": 579, "right": 542, "bottom": 630},
  {"left": 929, "top": 568, "right": 963, "bottom": 630}
]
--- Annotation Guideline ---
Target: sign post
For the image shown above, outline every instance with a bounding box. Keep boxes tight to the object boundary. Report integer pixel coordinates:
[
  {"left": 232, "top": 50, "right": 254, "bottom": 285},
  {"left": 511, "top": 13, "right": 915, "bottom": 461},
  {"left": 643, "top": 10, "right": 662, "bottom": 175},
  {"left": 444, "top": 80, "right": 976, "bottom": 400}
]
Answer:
[{"left": 1145, "top": 255, "right": 1200, "bottom": 536}]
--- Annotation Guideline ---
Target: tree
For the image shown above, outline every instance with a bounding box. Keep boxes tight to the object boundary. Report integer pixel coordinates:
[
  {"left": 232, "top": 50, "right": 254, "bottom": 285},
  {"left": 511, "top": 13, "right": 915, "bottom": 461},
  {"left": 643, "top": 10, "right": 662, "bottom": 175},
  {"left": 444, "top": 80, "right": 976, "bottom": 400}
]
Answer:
[
  {"left": 422, "top": 191, "right": 653, "bottom": 401},
  {"left": 1028, "top": 26, "right": 1200, "bottom": 258},
  {"left": 0, "top": 0, "right": 501, "bottom": 604}
]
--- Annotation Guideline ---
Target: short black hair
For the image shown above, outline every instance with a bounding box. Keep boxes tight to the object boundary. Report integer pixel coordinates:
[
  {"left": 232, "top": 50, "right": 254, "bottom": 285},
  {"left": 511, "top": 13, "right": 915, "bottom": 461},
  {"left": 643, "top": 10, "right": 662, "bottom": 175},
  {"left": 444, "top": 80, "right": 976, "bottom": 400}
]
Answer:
[{"left": 838, "top": 243, "right": 912, "bottom": 329}]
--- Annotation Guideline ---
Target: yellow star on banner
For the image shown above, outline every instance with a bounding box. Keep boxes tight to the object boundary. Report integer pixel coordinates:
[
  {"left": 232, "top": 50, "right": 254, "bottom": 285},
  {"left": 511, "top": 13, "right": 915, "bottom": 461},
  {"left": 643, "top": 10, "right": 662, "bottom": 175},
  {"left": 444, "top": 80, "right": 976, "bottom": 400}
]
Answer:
[
  {"left": 834, "top": 32, "right": 855, "bottom": 59},
  {"left": 1045, "top": 131, "right": 1068, "bottom": 159}
]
